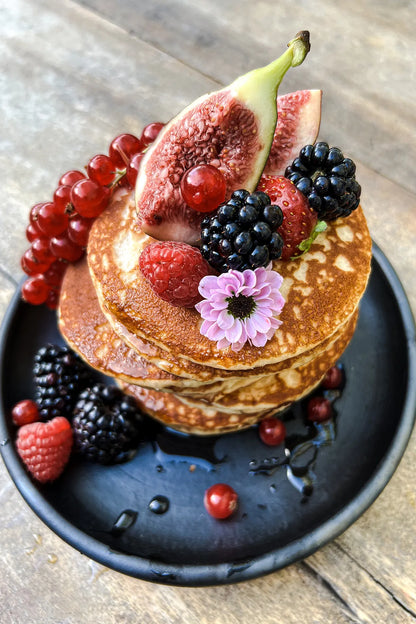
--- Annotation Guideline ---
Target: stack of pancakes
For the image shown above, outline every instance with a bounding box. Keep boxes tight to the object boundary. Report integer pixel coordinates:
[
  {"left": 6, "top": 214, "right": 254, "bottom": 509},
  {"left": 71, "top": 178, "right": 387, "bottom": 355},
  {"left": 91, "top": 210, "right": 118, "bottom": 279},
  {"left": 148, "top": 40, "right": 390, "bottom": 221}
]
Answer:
[{"left": 58, "top": 189, "right": 372, "bottom": 435}]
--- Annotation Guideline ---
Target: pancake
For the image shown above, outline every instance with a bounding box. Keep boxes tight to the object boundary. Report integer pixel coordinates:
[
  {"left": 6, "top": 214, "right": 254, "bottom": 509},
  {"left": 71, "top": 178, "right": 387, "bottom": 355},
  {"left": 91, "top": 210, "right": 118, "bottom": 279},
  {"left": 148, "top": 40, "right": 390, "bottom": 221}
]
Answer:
[
  {"left": 88, "top": 190, "right": 371, "bottom": 370},
  {"left": 59, "top": 258, "right": 356, "bottom": 407},
  {"left": 125, "top": 309, "right": 357, "bottom": 414},
  {"left": 119, "top": 382, "right": 278, "bottom": 435}
]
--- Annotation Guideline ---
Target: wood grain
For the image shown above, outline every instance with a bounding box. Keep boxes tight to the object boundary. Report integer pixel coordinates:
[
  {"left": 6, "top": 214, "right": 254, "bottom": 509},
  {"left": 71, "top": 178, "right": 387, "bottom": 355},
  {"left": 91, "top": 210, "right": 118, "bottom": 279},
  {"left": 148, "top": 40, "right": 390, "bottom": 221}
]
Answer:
[{"left": 0, "top": 0, "right": 415, "bottom": 622}]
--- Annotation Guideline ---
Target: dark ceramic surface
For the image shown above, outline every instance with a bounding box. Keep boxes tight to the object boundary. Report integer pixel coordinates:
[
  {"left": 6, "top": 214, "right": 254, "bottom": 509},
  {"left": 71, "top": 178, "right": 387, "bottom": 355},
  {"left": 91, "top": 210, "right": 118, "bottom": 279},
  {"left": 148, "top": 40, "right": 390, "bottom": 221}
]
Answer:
[{"left": 1, "top": 243, "right": 415, "bottom": 586}]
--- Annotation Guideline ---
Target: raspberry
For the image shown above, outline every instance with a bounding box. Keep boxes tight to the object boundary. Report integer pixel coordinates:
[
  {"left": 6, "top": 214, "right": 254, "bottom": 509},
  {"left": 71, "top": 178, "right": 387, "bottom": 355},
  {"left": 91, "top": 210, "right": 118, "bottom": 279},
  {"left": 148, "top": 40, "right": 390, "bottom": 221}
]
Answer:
[
  {"left": 73, "top": 384, "right": 143, "bottom": 464},
  {"left": 285, "top": 142, "right": 361, "bottom": 220},
  {"left": 201, "top": 189, "right": 284, "bottom": 272},
  {"left": 139, "top": 241, "right": 211, "bottom": 307},
  {"left": 258, "top": 175, "right": 324, "bottom": 260},
  {"left": 16, "top": 416, "right": 73, "bottom": 483}
]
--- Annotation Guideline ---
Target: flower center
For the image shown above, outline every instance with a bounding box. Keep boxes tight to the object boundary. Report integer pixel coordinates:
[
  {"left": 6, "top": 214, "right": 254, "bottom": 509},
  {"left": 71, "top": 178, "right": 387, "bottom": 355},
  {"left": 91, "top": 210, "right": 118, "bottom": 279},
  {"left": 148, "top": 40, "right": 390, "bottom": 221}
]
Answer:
[{"left": 226, "top": 294, "right": 256, "bottom": 320}]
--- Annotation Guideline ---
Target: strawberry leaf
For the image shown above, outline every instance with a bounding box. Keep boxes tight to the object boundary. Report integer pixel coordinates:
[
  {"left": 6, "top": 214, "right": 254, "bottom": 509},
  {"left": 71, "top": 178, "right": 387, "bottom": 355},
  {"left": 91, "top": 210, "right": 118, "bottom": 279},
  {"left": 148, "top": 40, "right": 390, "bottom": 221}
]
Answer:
[{"left": 292, "top": 220, "right": 327, "bottom": 259}]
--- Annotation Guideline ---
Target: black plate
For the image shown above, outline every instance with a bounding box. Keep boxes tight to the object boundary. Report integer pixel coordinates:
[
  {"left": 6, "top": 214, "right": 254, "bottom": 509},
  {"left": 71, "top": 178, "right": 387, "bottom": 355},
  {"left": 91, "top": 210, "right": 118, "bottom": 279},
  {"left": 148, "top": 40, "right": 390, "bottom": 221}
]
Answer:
[{"left": 1, "top": 243, "right": 415, "bottom": 586}]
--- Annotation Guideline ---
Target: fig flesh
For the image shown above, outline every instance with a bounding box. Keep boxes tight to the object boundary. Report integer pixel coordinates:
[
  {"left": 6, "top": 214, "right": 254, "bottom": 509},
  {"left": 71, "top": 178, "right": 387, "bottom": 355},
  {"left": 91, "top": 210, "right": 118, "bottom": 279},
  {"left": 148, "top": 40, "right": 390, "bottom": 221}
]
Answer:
[
  {"left": 135, "top": 32, "right": 311, "bottom": 244},
  {"left": 264, "top": 89, "right": 322, "bottom": 175}
]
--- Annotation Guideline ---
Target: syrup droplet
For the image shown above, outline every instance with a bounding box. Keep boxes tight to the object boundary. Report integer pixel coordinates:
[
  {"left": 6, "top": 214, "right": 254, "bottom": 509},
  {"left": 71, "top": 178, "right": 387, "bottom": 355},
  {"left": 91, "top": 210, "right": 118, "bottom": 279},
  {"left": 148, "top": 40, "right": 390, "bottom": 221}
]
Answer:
[
  {"left": 111, "top": 509, "right": 138, "bottom": 536},
  {"left": 148, "top": 495, "right": 169, "bottom": 515},
  {"left": 47, "top": 553, "right": 58, "bottom": 564}
]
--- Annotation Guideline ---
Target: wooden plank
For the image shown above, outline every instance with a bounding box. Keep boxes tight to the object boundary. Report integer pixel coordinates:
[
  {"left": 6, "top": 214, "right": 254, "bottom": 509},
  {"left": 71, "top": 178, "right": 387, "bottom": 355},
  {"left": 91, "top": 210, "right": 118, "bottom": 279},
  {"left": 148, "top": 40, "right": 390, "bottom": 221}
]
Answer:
[
  {"left": 76, "top": 0, "right": 416, "bottom": 195},
  {"left": 0, "top": 1, "right": 415, "bottom": 623}
]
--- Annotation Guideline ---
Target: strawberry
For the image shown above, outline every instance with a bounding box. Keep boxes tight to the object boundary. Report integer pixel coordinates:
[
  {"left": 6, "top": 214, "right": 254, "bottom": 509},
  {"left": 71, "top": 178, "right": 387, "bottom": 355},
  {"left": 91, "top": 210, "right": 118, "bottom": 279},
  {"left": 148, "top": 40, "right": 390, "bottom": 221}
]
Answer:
[
  {"left": 139, "top": 241, "right": 212, "bottom": 307},
  {"left": 257, "top": 175, "right": 326, "bottom": 260},
  {"left": 16, "top": 416, "right": 73, "bottom": 483}
]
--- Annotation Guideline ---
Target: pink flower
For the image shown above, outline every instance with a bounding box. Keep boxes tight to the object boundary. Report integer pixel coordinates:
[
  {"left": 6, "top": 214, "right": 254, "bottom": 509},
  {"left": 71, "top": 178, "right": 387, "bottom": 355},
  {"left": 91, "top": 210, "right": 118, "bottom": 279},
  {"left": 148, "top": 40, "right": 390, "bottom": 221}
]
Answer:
[{"left": 195, "top": 266, "right": 285, "bottom": 352}]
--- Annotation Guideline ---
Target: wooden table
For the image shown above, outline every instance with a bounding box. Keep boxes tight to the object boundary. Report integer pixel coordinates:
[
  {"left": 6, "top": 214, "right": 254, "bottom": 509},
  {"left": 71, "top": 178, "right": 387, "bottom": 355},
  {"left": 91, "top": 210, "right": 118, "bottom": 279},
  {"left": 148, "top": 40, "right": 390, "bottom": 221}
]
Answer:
[{"left": 1, "top": 1, "right": 415, "bottom": 622}]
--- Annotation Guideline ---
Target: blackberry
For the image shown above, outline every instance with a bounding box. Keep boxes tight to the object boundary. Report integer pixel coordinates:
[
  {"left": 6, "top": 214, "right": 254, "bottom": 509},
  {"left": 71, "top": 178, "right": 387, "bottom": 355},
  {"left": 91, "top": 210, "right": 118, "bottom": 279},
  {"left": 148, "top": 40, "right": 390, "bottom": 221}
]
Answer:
[
  {"left": 33, "top": 344, "right": 95, "bottom": 421},
  {"left": 201, "top": 190, "right": 284, "bottom": 272},
  {"left": 73, "top": 384, "right": 144, "bottom": 464},
  {"left": 285, "top": 142, "right": 361, "bottom": 221}
]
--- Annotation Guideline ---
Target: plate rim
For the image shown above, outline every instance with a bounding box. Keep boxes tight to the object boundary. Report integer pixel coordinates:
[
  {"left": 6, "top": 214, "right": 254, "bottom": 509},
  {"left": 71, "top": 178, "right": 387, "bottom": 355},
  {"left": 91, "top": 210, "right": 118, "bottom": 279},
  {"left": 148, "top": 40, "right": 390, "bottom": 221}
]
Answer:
[{"left": 1, "top": 242, "right": 415, "bottom": 586}]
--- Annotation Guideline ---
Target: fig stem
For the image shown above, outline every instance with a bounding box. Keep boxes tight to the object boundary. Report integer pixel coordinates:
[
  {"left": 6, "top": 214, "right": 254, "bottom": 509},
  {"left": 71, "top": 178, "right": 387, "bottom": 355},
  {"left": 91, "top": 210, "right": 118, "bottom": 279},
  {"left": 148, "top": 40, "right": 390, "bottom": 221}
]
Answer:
[{"left": 233, "top": 31, "right": 310, "bottom": 103}]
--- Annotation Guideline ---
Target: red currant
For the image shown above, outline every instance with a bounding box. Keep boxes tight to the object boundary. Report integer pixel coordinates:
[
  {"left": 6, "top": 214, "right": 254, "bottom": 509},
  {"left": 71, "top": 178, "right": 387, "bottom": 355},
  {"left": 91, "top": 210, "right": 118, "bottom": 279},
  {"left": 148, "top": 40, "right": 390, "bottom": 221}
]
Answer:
[
  {"left": 26, "top": 222, "right": 44, "bottom": 242},
  {"left": 321, "top": 366, "right": 344, "bottom": 389},
  {"left": 180, "top": 164, "right": 226, "bottom": 213},
  {"left": 21, "top": 275, "right": 50, "bottom": 305},
  {"left": 68, "top": 214, "right": 93, "bottom": 247},
  {"left": 53, "top": 185, "right": 72, "bottom": 213},
  {"left": 140, "top": 122, "right": 164, "bottom": 145},
  {"left": 259, "top": 417, "right": 286, "bottom": 446},
  {"left": 204, "top": 483, "right": 238, "bottom": 519},
  {"left": 21, "top": 250, "right": 51, "bottom": 276},
  {"left": 307, "top": 396, "right": 333, "bottom": 423},
  {"left": 29, "top": 202, "right": 46, "bottom": 225},
  {"left": 12, "top": 400, "right": 39, "bottom": 426},
  {"left": 37, "top": 202, "right": 69, "bottom": 237},
  {"left": 109, "top": 133, "right": 144, "bottom": 168},
  {"left": 126, "top": 152, "right": 144, "bottom": 187},
  {"left": 50, "top": 232, "right": 84, "bottom": 262},
  {"left": 87, "top": 154, "right": 116, "bottom": 186},
  {"left": 70, "top": 179, "right": 110, "bottom": 218},
  {"left": 43, "top": 260, "right": 67, "bottom": 287},
  {"left": 59, "top": 170, "right": 85, "bottom": 186},
  {"left": 45, "top": 288, "right": 60, "bottom": 310},
  {"left": 31, "top": 238, "right": 54, "bottom": 265}
]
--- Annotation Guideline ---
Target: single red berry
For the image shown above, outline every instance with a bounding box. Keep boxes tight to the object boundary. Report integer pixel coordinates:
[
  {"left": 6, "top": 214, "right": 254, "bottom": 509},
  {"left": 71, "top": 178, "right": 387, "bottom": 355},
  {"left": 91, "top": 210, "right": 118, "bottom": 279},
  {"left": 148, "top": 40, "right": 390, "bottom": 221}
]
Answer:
[
  {"left": 29, "top": 202, "right": 46, "bottom": 225},
  {"left": 50, "top": 232, "right": 84, "bottom": 262},
  {"left": 109, "top": 133, "right": 144, "bottom": 168},
  {"left": 53, "top": 185, "right": 73, "bottom": 213},
  {"left": 26, "top": 222, "right": 44, "bottom": 243},
  {"left": 307, "top": 396, "right": 332, "bottom": 423},
  {"left": 67, "top": 214, "right": 94, "bottom": 247},
  {"left": 12, "top": 400, "right": 39, "bottom": 427},
  {"left": 257, "top": 175, "right": 319, "bottom": 260},
  {"left": 43, "top": 260, "right": 67, "bottom": 287},
  {"left": 139, "top": 241, "right": 211, "bottom": 307},
  {"left": 21, "top": 250, "right": 51, "bottom": 276},
  {"left": 321, "top": 365, "right": 344, "bottom": 389},
  {"left": 45, "top": 288, "right": 60, "bottom": 310},
  {"left": 31, "top": 238, "right": 55, "bottom": 265},
  {"left": 140, "top": 122, "right": 164, "bottom": 145},
  {"left": 126, "top": 152, "right": 144, "bottom": 187},
  {"left": 16, "top": 416, "right": 73, "bottom": 483},
  {"left": 37, "top": 202, "right": 69, "bottom": 237},
  {"left": 87, "top": 154, "right": 116, "bottom": 186},
  {"left": 21, "top": 275, "right": 50, "bottom": 305},
  {"left": 259, "top": 417, "right": 286, "bottom": 446},
  {"left": 70, "top": 179, "right": 110, "bottom": 218},
  {"left": 204, "top": 483, "right": 238, "bottom": 519},
  {"left": 180, "top": 164, "right": 226, "bottom": 213},
  {"left": 58, "top": 170, "right": 85, "bottom": 187}
]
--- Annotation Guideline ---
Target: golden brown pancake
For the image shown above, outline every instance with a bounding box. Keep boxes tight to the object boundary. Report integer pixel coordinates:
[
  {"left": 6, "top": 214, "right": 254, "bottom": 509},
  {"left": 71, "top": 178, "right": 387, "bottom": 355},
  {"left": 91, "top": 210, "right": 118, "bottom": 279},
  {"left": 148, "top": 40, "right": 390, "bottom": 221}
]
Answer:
[{"left": 88, "top": 190, "right": 371, "bottom": 370}]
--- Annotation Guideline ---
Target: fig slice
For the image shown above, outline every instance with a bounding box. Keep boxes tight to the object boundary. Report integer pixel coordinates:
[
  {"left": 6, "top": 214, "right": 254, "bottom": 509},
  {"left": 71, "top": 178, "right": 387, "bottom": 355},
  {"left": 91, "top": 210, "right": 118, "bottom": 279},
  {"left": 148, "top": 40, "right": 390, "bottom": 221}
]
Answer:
[
  {"left": 264, "top": 89, "right": 322, "bottom": 176},
  {"left": 135, "top": 31, "right": 311, "bottom": 244}
]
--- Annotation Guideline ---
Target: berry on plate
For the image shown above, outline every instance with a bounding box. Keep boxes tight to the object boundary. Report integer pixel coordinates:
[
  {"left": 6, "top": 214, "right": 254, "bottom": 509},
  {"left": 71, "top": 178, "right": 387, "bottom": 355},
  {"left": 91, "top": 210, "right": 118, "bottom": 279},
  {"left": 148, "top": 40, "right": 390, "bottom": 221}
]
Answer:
[
  {"left": 73, "top": 384, "right": 144, "bottom": 464},
  {"left": 204, "top": 483, "right": 238, "bottom": 519},
  {"left": 12, "top": 399, "right": 39, "bottom": 427},
  {"left": 200, "top": 189, "right": 284, "bottom": 272},
  {"left": 259, "top": 417, "right": 286, "bottom": 446},
  {"left": 257, "top": 175, "right": 325, "bottom": 260},
  {"left": 139, "top": 241, "right": 212, "bottom": 307},
  {"left": 16, "top": 416, "right": 73, "bottom": 483},
  {"left": 321, "top": 365, "right": 344, "bottom": 389},
  {"left": 33, "top": 344, "right": 95, "bottom": 421},
  {"left": 307, "top": 396, "right": 333, "bottom": 423}
]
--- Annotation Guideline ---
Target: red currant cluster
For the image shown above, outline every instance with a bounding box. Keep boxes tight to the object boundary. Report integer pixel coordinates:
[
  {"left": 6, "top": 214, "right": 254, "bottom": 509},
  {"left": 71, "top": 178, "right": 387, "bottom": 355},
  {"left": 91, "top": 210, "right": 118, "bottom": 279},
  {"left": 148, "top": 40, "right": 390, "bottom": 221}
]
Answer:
[{"left": 21, "top": 122, "right": 164, "bottom": 308}]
